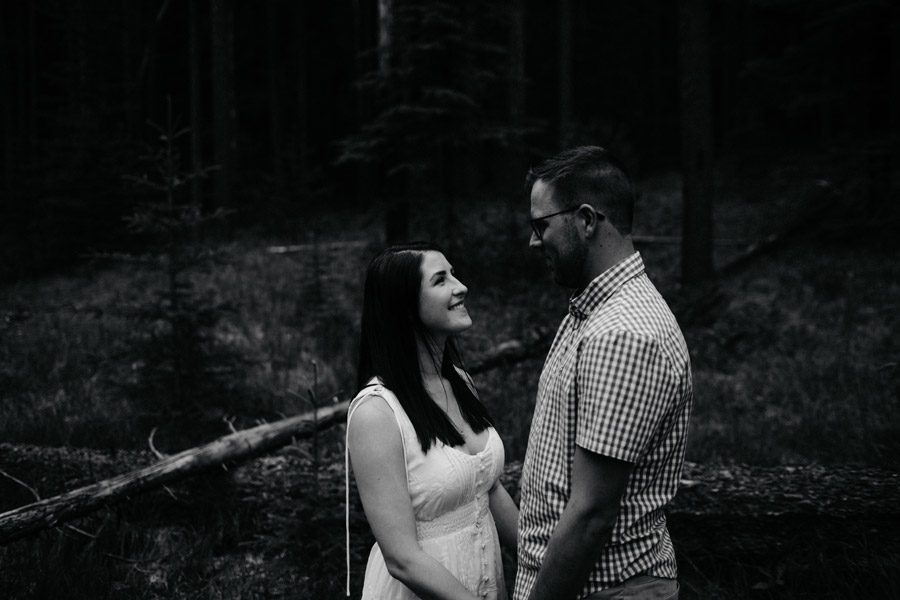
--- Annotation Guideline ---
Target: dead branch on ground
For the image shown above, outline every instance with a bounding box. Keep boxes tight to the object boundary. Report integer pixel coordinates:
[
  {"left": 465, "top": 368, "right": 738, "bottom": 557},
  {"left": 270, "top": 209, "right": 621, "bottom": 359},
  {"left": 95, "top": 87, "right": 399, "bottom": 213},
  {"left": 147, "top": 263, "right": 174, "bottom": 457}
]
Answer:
[
  {"left": 0, "top": 401, "right": 348, "bottom": 546},
  {"left": 0, "top": 334, "right": 553, "bottom": 545}
]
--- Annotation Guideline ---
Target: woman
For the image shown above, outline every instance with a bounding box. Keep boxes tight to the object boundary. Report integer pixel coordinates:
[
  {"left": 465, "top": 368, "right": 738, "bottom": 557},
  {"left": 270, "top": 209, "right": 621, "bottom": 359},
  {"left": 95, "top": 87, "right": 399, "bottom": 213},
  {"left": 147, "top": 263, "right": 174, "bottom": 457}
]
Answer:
[{"left": 346, "top": 242, "right": 519, "bottom": 600}]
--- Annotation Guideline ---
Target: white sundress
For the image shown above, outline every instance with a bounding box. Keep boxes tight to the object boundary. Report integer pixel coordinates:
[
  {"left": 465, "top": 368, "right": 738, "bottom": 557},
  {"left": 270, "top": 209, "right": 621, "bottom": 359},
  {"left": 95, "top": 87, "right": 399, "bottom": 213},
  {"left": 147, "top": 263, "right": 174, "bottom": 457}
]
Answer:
[{"left": 345, "top": 380, "right": 507, "bottom": 600}]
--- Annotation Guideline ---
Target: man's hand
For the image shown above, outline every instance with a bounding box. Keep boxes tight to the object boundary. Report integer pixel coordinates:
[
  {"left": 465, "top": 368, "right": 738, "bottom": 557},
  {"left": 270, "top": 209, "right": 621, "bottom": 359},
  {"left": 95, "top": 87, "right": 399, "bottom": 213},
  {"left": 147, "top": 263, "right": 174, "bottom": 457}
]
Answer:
[{"left": 527, "top": 447, "right": 632, "bottom": 600}]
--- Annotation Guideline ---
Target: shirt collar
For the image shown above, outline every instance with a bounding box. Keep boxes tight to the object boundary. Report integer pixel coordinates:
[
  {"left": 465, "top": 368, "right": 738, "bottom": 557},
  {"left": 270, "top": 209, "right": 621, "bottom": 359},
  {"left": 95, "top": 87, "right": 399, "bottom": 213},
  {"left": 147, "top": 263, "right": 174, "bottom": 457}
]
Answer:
[{"left": 568, "top": 252, "right": 645, "bottom": 319}]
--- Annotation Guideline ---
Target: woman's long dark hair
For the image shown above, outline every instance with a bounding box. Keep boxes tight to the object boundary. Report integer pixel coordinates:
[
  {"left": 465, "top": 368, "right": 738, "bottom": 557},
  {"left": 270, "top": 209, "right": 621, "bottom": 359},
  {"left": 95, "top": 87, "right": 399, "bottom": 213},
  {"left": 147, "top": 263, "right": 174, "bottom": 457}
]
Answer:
[{"left": 357, "top": 242, "right": 494, "bottom": 453}]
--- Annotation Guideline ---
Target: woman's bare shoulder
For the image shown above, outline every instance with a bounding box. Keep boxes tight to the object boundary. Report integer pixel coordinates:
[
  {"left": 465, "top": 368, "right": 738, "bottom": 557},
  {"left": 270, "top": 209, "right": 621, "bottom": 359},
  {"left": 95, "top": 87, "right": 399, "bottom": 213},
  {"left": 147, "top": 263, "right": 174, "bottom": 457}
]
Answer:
[
  {"left": 348, "top": 393, "right": 405, "bottom": 471},
  {"left": 348, "top": 392, "right": 402, "bottom": 449}
]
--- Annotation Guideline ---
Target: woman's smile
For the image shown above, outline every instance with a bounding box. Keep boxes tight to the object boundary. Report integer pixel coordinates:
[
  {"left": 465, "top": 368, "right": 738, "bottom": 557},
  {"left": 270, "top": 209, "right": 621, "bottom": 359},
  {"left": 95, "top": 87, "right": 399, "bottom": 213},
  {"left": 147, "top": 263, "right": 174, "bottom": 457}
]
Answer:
[
  {"left": 418, "top": 251, "right": 473, "bottom": 335},
  {"left": 449, "top": 299, "right": 467, "bottom": 312}
]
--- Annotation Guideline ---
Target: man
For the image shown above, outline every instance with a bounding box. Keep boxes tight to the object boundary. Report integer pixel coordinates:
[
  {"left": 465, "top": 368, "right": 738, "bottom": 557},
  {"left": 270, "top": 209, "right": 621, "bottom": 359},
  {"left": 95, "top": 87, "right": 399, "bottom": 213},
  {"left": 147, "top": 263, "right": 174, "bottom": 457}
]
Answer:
[{"left": 515, "top": 146, "right": 693, "bottom": 600}]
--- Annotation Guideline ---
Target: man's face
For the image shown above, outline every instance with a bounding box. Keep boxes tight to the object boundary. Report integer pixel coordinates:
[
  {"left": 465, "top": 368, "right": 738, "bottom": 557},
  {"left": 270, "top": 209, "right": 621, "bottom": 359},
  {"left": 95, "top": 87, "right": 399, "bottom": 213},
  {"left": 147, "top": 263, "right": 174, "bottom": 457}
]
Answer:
[{"left": 529, "top": 179, "right": 586, "bottom": 289}]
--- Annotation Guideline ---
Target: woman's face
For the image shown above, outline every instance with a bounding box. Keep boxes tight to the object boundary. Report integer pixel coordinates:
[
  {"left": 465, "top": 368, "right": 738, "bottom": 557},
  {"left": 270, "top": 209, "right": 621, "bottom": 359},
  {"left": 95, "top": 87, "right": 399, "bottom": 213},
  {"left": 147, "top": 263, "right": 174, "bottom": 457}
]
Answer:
[{"left": 417, "top": 251, "right": 472, "bottom": 336}]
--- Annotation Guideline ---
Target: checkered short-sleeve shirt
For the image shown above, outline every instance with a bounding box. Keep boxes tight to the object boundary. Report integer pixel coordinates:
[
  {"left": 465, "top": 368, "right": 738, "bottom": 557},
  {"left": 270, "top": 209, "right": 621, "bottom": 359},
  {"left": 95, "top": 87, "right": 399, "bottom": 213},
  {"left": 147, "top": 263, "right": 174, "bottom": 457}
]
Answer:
[{"left": 514, "top": 252, "right": 693, "bottom": 600}]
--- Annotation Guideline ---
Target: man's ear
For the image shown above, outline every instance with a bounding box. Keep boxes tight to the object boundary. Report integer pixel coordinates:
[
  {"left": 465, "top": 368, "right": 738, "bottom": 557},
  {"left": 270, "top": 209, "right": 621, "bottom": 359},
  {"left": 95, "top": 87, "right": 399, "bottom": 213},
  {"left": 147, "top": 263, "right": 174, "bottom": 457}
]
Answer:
[{"left": 580, "top": 204, "right": 603, "bottom": 238}]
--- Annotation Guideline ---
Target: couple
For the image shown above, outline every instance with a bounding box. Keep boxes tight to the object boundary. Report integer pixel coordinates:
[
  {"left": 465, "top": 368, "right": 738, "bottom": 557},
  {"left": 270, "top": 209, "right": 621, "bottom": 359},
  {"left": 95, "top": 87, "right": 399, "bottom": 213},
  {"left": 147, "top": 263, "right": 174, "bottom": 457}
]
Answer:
[{"left": 346, "top": 147, "right": 693, "bottom": 600}]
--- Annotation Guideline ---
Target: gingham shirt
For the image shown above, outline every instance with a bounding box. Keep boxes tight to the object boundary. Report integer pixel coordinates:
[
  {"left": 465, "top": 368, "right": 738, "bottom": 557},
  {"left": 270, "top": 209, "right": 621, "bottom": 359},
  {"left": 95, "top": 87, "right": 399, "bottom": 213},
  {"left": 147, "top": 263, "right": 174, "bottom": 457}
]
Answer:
[{"left": 514, "top": 252, "right": 692, "bottom": 600}]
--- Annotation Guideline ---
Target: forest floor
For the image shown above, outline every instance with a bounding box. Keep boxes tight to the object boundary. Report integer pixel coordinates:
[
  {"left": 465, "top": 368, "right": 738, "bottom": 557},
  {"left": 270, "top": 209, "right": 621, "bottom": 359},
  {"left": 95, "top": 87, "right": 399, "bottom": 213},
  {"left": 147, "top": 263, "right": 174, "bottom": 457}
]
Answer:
[
  {"left": 1, "top": 443, "right": 898, "bottom": 599},
  {"left": 1, "top": 164, "right": 898, "bottom": 598}
]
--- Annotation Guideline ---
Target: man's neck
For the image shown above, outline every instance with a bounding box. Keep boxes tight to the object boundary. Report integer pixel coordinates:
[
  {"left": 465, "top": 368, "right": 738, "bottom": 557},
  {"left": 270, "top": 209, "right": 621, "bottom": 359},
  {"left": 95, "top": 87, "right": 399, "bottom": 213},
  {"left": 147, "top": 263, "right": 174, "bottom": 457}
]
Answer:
[{"left": 582, "top": 237, "right": 635, "bottom": 286}]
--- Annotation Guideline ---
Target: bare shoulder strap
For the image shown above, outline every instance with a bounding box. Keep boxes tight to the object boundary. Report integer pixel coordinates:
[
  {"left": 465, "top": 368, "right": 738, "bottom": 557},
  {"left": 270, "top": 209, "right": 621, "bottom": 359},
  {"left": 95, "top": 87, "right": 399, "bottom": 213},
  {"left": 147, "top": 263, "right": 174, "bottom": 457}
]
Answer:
[
  {"left": 344, "top": 380, "right": 410, "bottom": 596},
  {"left": 453, "top": 364, "right": 479, "bottom": 398}
]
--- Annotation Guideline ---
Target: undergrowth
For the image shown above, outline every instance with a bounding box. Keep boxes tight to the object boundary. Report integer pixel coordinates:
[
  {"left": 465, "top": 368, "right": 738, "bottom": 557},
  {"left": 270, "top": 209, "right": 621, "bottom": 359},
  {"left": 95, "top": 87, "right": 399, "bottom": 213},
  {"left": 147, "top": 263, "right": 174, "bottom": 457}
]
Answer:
[
  {"left": 1, "top": 163, "right": 898, "bottom": 598},
  {"left": 1, "top": 168, "right": 897, "bottom": 462}
]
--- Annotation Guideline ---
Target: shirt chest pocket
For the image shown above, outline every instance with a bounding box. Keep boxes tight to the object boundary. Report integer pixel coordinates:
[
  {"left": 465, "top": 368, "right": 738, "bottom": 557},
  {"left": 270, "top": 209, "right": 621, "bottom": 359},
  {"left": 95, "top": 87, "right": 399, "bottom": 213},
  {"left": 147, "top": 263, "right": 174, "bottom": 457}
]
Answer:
[
  {"left": 535, "top": 346, "right": 579, "bottom": 440},
  {"left": 545, "top": 342, "right": 578, "bottom": 396}
]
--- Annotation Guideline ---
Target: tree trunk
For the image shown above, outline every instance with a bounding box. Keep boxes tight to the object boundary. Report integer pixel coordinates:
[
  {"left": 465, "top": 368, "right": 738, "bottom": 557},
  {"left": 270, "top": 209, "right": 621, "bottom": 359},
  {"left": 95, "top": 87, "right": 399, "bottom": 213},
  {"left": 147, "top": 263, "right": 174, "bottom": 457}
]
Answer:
[
  {"left": 509, "top": 0, "right": 526, "bottom": 125},
  {"left": 294, "top": 0, "right": 309, "bottom": 191},
  {"left": 352, "top": 0, "right": 377, "bottom": 209},
  {"left": 188, "top": 0, "right": 203, "bottom": 208},
  {"left": 15, "top": 3, "right": 27, "bottom": 161},
  {"left": 139, "top": 0, "right": 173, "bottom": 129},
  {"left": 67, "top": 0, "right": 91, "bottom": 158},
  {"left": 384, "top": 188, "right": 409, "bottom": 243},
  {"left": 26, "top": 1, "right": 36, "bottom": 169},
  {"left": 352, "top": 0, "right": 366, "bottom": 123},
  {"left": 439, "top": 142, "right": 456, "bottom": 248},
  {"left": 2, "top": 3, "right": 17, "bottom": 199},
  {"left": 677, "top": 0, "right": 715, "bottom": 284},
  {"left": 819, "top": 39, "right": 833, "bottom": 144},
  {"left": 888, "top": 5, "right": 900, "bottom": 206},
  {"left": 506, "top": 0, "right": 527, "bottom": 240},
  {"left": 378, "top": 0, "right": 408, "bottom": 243},
  {"left": 717, "top": 0, "right": 745, "bottom": 149},
  {"left": 648, "top": 3, "right": 669, "bottom": 161},
  {"left": 265, "top": 0, "right": 285, "bottom": 186},
  {"left": 210, "top": 0, "right": 236, "bottom": 211},
  {"left": 121, "top": 0, "right": 140, "bottom": 140},
  {"left": 558, "top": 0, "right": 573, "bottom": 148},
  {"left": 378, "top": 0, "right": 393, "bottom": 77},
  {"left": 892, "top": 6, "right": 900, "bottom": 140}
]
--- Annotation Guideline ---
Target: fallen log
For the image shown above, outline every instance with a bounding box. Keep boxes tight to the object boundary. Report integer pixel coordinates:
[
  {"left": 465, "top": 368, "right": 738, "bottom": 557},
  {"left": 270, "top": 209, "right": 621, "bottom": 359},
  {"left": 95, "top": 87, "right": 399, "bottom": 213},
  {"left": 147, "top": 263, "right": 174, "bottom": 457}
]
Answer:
[
  {"left": 631, "top": 235, "right": 750, "bottom": 246},
  {"left": 468, "top": 328, "right": 554, "bottom": 375},
  {"left": 265, "top": 240, "right": 370, "bottom": 255},
  {"left": 0, "top": 401, "right": 348, "bottom": 546},
  {"left": 0, "top": 335, "right": 554, "bottom": 545},
  {"left": 499, "top": 461, "right": 900, "bottom": 519},
  {"left": 717, "top": 178, "right": 842, "bottom": 278}
]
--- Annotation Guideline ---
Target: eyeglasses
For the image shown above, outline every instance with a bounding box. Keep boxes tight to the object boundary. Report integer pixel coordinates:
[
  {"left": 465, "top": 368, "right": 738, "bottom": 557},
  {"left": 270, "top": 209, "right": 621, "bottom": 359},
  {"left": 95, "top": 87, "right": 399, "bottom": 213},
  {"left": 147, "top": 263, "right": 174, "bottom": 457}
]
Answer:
[{"left": 529, "top": 206, "right": 581, "bottom": 241}]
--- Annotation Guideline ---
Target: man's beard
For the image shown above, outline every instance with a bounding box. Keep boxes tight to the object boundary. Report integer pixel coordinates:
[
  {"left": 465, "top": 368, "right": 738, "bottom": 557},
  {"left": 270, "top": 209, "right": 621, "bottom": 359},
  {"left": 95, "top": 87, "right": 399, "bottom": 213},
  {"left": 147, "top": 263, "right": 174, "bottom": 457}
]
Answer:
[{"left": 551, "top": 242, "right": 587, "bottom": 290}]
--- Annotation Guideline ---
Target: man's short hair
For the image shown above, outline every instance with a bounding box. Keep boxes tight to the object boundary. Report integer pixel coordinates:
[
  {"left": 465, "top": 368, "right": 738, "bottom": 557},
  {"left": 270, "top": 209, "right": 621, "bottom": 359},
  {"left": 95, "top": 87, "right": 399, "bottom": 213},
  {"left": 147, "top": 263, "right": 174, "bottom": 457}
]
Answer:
[{"left": 526, "top": 146, "right": 635, "bottom": 235}]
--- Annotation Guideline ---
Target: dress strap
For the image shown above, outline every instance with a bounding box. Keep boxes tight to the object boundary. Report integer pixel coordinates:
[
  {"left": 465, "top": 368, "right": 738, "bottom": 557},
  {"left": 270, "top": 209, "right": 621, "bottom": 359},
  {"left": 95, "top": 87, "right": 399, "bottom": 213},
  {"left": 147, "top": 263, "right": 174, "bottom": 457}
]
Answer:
[
  {"left": 345, "top": 379, "right": 410, "bottom": 596},
  {"left": 344, "top": 421, "right": 351, "bottom": 597}
]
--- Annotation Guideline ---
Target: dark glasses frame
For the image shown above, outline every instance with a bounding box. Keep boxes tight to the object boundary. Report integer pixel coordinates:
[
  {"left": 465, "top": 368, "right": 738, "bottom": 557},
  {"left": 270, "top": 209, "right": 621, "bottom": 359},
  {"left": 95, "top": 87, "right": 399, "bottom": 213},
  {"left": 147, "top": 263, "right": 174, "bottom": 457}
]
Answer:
[{"left": 529, "top": 206, "right": 589, "bottom": 240}]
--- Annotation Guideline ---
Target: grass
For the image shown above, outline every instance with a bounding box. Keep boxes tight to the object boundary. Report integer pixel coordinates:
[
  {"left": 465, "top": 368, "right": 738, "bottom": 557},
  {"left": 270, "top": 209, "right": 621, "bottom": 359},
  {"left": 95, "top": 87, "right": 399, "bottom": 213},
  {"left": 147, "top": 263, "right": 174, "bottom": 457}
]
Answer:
[
  {"left": 684, "top": 241, "right": 899, "bottom": 466},
  {"left": 1, "top": 162, "right": 898, "bottom": 597},
  {"left": 0, "top": 238, "right": 374, "bottom": 450},
  {"left": 0, "top": 471, "right": 263, "bottom": 599},
  {"left": 674, "top": 514, "right": 900, "bottom": 599}
]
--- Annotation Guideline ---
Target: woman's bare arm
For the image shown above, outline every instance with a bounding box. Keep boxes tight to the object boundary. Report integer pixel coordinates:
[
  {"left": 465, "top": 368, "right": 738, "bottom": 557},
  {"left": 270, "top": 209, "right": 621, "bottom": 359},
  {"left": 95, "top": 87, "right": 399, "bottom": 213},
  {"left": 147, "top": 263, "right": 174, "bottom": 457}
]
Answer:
[
  {"left": 348, "top": 395, "right": 480, "bottom": 600},
  {"left": 488, "top": 480, "right": 518, "bottom": 550}
]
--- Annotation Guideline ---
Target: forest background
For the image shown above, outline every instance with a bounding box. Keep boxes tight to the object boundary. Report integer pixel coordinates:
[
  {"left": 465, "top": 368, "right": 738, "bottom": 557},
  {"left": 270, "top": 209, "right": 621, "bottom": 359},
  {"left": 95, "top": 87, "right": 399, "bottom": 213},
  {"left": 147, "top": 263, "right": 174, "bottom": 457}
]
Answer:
[{"left": 0, "top": 0, "right": 898, "bottom": 598}]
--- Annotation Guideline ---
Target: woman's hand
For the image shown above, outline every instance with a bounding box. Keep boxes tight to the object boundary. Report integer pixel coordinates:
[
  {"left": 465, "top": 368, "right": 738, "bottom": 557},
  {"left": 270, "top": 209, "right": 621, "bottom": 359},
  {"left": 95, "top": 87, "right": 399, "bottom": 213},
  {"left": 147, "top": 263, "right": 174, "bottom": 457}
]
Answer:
[{"left": 488, "top": 480, "right": 519, "bottom": 551}]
